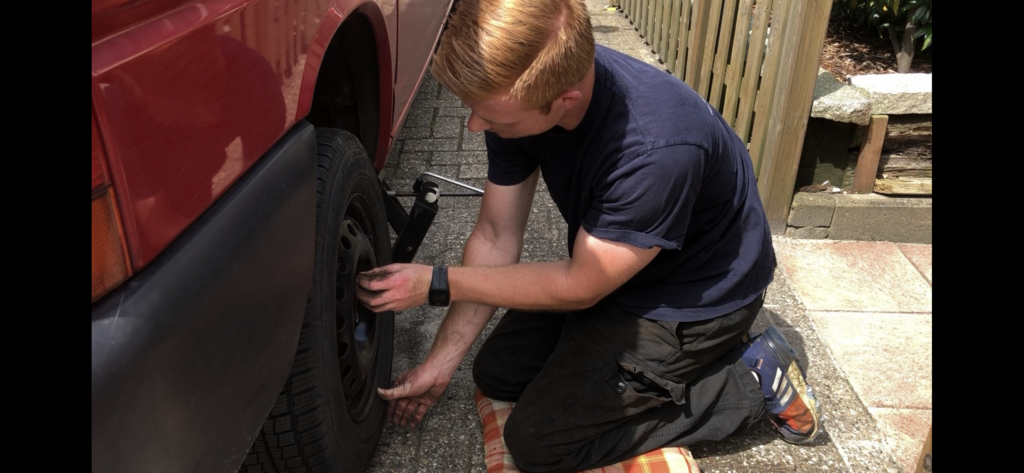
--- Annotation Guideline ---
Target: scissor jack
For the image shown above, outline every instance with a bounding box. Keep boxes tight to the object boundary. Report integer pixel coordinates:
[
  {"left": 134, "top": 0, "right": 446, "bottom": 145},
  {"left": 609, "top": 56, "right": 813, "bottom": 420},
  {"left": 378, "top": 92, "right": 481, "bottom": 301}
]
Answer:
[{"left": 380, "top": 171, "right": 484, "bottom": 263}]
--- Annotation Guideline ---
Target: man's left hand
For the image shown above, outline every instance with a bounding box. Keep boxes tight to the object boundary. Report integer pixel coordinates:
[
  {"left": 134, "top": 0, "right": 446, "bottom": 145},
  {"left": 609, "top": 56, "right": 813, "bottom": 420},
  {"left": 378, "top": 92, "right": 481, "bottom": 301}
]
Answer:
[
  {"left": 356, "top": 263, "right": 432, "bottom": 312},
  {"left": 377, "top": 363, "right": 450, "bottom": 428}
]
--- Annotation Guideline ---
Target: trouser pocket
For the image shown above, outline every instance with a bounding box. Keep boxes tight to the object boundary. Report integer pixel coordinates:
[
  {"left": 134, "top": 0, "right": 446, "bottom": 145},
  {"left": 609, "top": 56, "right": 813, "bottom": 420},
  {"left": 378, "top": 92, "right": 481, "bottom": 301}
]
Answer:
[{"left": 607, "top": 358, "right": 686, "bottom": 410}]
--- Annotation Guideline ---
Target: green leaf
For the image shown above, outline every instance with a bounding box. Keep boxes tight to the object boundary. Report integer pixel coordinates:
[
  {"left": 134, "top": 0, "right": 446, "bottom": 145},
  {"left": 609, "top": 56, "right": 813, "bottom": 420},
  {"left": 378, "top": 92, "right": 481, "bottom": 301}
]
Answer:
[
  {"left": 912, "top": 24, "right": 931, "bottom": 39},
  {"left": 912, "top": 4, "right": 926, "bottom": 23},
  {"left": 920, "top": 35, "right": 931, "bottom": 51}
]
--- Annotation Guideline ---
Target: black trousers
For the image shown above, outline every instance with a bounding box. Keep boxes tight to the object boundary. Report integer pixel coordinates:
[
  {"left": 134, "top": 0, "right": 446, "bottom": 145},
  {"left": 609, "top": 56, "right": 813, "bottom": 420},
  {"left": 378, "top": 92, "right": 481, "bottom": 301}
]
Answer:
[{"left": 472, "top": 296, "right": 767, "bottom": 473}]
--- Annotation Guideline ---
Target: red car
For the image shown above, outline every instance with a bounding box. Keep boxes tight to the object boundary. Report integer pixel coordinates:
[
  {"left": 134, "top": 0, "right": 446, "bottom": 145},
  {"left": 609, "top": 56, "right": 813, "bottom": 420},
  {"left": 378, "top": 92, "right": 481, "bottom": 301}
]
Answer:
[{"left": 91, "top": 1, "right": 454, "bottom": 471}]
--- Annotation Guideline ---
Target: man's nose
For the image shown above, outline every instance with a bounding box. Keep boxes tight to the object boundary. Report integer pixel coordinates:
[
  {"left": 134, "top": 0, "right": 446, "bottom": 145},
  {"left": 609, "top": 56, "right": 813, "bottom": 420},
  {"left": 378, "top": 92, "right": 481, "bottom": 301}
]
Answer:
[{"left": 467, "top": 113, "right": 490, "bottom": 133}]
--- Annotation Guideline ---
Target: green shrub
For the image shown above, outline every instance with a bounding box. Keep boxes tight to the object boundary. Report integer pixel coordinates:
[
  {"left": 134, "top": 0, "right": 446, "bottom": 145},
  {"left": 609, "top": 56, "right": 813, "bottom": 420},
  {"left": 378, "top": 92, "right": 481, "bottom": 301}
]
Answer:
[{"left": 833, "top": 0, "right": 932, "bottom": 72}]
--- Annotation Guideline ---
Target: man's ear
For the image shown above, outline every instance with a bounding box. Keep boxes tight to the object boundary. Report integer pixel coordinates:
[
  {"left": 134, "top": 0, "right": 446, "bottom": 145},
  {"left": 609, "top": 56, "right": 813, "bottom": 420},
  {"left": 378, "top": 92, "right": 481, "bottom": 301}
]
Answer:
[{"left": 555, "top": 89, "right": 584, "bottom": 111}]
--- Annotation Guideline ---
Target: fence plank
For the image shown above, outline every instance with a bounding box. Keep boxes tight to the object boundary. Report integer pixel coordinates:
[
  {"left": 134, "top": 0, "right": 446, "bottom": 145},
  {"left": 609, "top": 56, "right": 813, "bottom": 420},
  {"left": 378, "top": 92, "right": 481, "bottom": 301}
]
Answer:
[
  {"left": 684, "top": 0, "right": 712, "bottom": 89},
  {"left": 708, "top": 0, "right": 738, "bottom": 111},
  {"left": 637, "top": 0, "right": 644, "bottom": 35},
  {"left": 696, "top": 0, "right": 724, "bottom": 98},
  {"left": 733, "top": 0, "right": 772, "bottom": 148},
  {"left": 753, "top": 0, "right": 797, "bottom": 184},
  {"left": 673, "top": 0, "right": 693, "bottom": 79},
  {"left": 632, "top": 0, "right": 641, "bottom": 30},
  {"left": 758, "top": 0, "right": 834, "bottom": 232},
  {"left": 632, "top": 0, "right": 639, "bottom": 30},
  {"left": 666, "top": 0, "right": 682, "bottom": 71},
  {"left": 635, "top": 0, "right": 643, "bottom": 32},
  {"left": 647, "top": 0, "right": 657, "bottom": 43},
  {"left": 749, "top": 0, "right": 790, "bottom": 174},
  {"left": 653, "top": 0, "right": 665, "bottom": 55},
  {"left": 722, "top": 0, "right": 754, "bottom": 126},
  {"left": 657, "top": 0, "right": 671, "bottom": 61},
  {"left": 640, "top": 0, "right": 649, "bottom": 38}
]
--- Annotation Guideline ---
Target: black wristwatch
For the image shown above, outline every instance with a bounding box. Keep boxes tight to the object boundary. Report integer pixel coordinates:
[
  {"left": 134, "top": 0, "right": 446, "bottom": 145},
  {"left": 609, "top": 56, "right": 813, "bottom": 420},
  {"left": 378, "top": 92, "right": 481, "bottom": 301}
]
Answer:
[{"left": 429, "top": 265, "right": 450, "bottom": 306}]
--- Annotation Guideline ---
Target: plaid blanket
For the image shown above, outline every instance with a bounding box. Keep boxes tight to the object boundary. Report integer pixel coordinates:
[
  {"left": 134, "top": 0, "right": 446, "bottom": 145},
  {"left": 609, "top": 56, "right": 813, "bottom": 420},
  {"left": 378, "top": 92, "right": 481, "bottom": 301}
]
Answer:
[{"left": 475, "top": 389, "right": 702, "bottom": 473}]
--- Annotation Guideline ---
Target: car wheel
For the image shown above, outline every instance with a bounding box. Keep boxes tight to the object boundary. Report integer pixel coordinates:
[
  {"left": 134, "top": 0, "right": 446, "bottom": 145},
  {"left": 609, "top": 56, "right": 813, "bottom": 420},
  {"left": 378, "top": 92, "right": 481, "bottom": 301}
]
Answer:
[{"left": 241, "top": 128, "right": 393, "bottom": 473}]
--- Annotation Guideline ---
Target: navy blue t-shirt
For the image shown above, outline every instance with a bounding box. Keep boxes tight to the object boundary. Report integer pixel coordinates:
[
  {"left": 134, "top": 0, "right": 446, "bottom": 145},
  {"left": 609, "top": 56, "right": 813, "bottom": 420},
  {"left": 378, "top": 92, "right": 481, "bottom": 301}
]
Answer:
[{"left": 485, "top": 45, "right": 776, "bottom": 322}]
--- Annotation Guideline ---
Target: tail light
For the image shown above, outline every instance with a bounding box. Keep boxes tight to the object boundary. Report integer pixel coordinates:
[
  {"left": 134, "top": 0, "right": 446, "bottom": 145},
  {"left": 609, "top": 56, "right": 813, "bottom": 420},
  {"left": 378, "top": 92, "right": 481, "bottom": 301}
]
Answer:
[{"left": 92, "top": 111, "right": 132, "bottom": 302}]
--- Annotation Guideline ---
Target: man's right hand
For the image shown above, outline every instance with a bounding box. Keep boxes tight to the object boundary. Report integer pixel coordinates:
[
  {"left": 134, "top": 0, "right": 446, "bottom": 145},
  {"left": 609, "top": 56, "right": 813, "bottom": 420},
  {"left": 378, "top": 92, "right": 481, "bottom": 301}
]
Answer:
[{"left": 377, "top": 363, "right": 449, "bottom": 428}]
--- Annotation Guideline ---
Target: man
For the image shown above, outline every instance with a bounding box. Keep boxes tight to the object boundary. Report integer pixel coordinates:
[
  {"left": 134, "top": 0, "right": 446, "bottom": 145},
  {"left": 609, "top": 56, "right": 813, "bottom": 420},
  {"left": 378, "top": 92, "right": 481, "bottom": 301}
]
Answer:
[{"left": 356, "top": 0, "right": 822, "bottom": 471}]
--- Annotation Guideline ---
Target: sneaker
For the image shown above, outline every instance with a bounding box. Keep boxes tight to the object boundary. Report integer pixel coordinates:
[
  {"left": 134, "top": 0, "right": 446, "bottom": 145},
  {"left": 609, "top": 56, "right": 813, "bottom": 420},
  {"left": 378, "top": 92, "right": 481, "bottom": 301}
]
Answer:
[{"left": 738, "top": 325, "right": 822, "bottom": 444}]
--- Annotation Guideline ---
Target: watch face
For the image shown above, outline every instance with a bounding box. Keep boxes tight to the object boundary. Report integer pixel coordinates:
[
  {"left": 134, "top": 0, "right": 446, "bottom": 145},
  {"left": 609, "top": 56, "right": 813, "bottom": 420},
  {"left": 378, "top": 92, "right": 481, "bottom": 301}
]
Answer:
[{"left": 430, "top": 291, "right": 448, "bottom": 306}]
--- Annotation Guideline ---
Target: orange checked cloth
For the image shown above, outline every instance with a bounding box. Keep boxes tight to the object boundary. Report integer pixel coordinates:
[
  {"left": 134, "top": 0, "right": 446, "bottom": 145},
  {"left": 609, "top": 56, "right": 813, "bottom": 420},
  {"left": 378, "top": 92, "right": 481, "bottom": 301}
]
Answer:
[{"left": 474, "top": 389, "right": 702, "bottom": 473}]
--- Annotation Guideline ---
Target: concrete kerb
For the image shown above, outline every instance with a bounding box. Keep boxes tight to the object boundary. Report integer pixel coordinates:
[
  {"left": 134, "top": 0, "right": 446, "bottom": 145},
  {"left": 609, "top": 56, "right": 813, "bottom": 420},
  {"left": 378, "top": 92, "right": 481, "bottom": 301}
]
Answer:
[{"left": 786, "top": 192, "right": 931, "bottom": 243}]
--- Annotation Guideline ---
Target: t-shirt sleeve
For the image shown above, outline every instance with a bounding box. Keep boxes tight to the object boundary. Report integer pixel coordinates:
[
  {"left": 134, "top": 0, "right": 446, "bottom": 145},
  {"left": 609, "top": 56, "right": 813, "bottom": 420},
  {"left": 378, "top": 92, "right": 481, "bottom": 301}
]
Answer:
[
  {"left": 581, "top": 144, "right": 705, "bottom": 250},
  {"left": 485, "top": 131, "right": 539, "bottom": 186}
]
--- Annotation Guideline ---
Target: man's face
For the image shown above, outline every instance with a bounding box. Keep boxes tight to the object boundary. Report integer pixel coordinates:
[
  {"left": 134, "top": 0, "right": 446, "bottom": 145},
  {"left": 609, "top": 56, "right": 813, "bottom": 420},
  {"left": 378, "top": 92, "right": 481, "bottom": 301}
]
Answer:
[{"left": 463, "top": 94, "right": 563, "bottom": 139}]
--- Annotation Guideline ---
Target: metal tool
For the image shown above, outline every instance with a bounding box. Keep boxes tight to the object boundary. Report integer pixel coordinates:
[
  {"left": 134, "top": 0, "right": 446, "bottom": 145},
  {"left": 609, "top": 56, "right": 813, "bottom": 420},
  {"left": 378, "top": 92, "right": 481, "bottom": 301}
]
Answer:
[
  {"left": 385, "top": 171, "right": 485, "bottom": 197},
  {"left": 380, "top": 171, "right": 483, "bottom": 263}
]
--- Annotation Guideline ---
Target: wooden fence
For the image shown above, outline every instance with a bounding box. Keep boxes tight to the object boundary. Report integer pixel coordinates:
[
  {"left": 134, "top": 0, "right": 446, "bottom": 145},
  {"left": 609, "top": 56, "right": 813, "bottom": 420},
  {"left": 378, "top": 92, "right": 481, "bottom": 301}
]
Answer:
[{"left": 614, "top": 0, "right": 832, "bottom": 233}]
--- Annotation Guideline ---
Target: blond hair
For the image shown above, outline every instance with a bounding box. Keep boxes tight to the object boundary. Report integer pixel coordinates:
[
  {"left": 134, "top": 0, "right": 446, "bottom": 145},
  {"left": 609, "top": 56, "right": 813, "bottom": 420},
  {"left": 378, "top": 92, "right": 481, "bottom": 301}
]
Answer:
[{"left": 431, "top": 0, "right": 595, "bottom": 113}]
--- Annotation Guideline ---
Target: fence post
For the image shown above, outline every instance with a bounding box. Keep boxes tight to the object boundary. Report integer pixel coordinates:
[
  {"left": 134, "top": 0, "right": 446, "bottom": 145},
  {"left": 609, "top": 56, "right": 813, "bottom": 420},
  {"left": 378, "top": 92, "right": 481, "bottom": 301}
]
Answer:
[{"left": 755, "top": 0, "right": 833, "bottom": 234}]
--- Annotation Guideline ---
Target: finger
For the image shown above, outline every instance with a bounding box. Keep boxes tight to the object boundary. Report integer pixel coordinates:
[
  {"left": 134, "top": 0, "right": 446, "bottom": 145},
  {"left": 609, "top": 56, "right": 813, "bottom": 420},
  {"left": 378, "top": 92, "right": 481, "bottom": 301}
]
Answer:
[
  {"left": 359, "top": 266, "right": 396, "bottom": 282},
  {"left": 377, "top": 381, "right": 413, "bottom": 401},
  {"left": 366, "top": 300, "right": 394, "bottom": 313},
  {"left": 358, "top": 266, "right": 389, "bottom": 277},
  {"left": 386, "top": 398, "right": 397, "bottom": 425},
  {"left": 358, "top": 292, "right": 394, "bottom": 313},
  {"left": 399, "top": 400, "right": 419, "bottom": 428},
  {"left": 383, "top": 374, "right": 408, "bottom": 424},
  {"left": 357, "top": 276, "right": 388, "bottom": 291},
  {"left": 361, "top": 290, "right": 399, "bottom": 312},
  {"left": 356, "top": 286, "right": 384, "bottom": 304},
  {"left": 409, "top": 402, "right": 431, "bottom": 428},
  {"left": 356, "top": 276, "right": 372, "bottom": 290},
  {"left": 391, "top": 398, "right": 409, "bottom": 425}
]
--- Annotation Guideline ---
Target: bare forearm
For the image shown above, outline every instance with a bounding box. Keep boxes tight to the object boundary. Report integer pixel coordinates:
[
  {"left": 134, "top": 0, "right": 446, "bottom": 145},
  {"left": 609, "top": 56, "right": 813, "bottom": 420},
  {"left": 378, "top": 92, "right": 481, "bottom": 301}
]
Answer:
[
  {"left": 422, "top": 230, "right": 523, "bottom": 377},
  {"left": 449, "top": 259, "right": 596, "bottom": 311}
]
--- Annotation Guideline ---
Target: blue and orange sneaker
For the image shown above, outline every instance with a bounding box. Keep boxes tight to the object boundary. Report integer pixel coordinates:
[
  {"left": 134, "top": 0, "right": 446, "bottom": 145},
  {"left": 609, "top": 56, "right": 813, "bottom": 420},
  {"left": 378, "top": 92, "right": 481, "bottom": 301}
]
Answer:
[{"left": 738, "top": 325, "right": 822, "bottom": 444}]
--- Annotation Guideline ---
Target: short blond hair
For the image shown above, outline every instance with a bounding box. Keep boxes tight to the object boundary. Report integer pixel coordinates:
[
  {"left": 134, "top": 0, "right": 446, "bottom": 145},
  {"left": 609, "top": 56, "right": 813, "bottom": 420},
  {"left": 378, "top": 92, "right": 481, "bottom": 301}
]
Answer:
[{"left": 431, "top": 0, "right": 595, "bottom": 113}]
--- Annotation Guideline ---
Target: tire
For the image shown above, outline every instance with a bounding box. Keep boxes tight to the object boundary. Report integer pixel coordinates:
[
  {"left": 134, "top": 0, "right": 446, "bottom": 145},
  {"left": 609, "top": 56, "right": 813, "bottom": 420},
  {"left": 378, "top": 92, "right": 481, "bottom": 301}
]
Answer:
[{"left": 241, "top": 128, "right": 394, "bottom": 473}]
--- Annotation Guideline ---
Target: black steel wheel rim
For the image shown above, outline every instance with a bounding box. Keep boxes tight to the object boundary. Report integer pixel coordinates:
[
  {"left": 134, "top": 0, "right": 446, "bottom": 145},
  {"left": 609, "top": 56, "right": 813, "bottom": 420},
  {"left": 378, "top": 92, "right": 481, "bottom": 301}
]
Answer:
[{"left": 335, "top": 194, "right": 381, "bottom": 422}]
